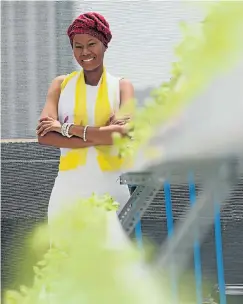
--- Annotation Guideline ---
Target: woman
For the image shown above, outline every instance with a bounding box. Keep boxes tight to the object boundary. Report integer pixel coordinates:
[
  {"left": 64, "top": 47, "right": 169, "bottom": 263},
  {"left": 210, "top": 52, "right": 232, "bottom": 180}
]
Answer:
[{"left": 37, "top": 12, "right": 134, "bottom": 247}]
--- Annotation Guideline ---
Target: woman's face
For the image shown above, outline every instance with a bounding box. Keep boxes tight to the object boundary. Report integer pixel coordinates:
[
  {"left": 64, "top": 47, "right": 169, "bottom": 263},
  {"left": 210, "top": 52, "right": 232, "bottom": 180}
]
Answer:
[{"left": 72, "top": 34, "right": 105, "bottom": 71}]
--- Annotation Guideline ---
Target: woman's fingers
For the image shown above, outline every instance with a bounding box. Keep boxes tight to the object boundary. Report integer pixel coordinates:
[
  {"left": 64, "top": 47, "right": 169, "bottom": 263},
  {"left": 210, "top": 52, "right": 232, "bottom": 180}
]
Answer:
[
  {"left": 36, "top": 122, "right": 42, "bottom": 131},
  {"left": 113, "top": 118, "right": 130, "bottom": 125},
  {"left": 110, "top": 116, "right": 131, "bottom": 125},
  {"left": 106, "top": 114, "right": 131, "bottom": 126},
  {"left": 108, "top": 114, "right": 115, "bottom": 125},
  {"left": 36, "top": 122, "right": 52, "bottom": 135},
  {"left": 41, "top": 126, "right": 52, "bottom": 136},
  {"left": 36, "top": 119, "right": 50, "bottom": 130},
  {"left": 36, "top": 117, "right": 54, "bottom": 132},
  {"left": 36, "top": 117, "right": 57, "bottom": 136}
]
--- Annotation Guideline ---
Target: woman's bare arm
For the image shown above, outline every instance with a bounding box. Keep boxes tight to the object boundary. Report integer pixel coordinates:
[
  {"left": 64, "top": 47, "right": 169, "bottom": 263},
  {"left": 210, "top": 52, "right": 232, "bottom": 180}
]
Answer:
[
  {"left": 39, "top": 132, "right": 96, "bottom": 149},
  {"left": 37, "top": 76, "right": 94, "bottom": 148}
]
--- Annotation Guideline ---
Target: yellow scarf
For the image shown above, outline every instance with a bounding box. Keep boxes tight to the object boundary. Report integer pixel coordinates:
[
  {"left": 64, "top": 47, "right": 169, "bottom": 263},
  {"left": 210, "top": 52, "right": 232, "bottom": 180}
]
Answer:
[{"left": 59, "top": 68, "right": 130, "bottom": 172}]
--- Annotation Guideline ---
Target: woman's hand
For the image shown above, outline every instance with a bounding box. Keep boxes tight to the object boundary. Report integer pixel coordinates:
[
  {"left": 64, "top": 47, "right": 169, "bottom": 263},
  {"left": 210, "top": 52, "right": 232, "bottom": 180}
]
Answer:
[
  {"left": 106, "top": 114, "right": 131, "bottom": 126},
  {"left": 36, "top": 117, "right": 62, "bottom": 136}
]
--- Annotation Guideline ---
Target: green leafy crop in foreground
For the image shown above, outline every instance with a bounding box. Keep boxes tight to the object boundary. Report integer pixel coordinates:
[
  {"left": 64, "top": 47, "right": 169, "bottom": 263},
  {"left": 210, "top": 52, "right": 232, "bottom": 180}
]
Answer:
[
  {"left": 4, "top": 195, "right": 170, "bottom": 304},
  {"left": 4, "top": 194, "right": 215, "bottom": 304},
  {"left": 5, "top": 195, "right": 210, "bottom": 304},
  {"left": 114, "top": 1, "right": 243, "bottom": 161}
]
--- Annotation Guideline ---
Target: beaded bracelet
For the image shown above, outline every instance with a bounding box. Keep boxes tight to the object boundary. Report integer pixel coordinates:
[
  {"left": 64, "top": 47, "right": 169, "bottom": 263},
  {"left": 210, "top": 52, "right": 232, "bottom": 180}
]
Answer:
[
  {"left": 61, "top": 123, "right": 74, "bottom": 138},
  {"left": 83, "top": 125, "right": 89, "bottom": 142},
  {"left": 65, "top": 123, "right": 74, "bottom": 138}
]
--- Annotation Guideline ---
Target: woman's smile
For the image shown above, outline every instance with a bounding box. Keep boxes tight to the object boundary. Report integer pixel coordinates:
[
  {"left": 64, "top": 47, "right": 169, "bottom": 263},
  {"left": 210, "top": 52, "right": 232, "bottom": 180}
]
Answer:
[{"left": 81, "top": 57, "right": 95, "bottom": 62}]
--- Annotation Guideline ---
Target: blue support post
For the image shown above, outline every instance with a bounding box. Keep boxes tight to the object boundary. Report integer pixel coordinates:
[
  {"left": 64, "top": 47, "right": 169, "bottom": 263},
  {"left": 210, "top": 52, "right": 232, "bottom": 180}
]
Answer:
[
  {"left": 214, "top": 203, "right": 226, "bottom": 304},
  {"left": 135, "top": 214, "right": 143, "bottom": 249},
  {"left": 189, "top": 176, "right": 203, "bottom": 304}
]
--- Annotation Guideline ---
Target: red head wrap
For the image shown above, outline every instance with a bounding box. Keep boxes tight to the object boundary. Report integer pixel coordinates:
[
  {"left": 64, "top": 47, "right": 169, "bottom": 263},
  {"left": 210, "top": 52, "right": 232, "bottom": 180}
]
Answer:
[{"left": 67, "top": 12, "right": 112, "bottom": 48}]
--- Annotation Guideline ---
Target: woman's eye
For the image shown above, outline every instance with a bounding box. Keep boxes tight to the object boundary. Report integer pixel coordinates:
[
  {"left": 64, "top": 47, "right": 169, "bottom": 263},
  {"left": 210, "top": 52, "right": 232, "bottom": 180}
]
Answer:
[
  {"left": 89, "top": 43, "right": 96, "bottom": 47},
  {"left": 75, "top": 45, "right": 82, "bottom": 48}
]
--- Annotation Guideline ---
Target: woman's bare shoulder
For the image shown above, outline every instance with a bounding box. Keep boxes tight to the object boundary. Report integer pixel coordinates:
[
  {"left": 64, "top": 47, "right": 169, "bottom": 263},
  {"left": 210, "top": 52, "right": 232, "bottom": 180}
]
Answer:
[
  {"left": 47, "top": 75, "right": 67, "bottom": 93},
  {"left": 52, "top": 75, "right": 67, "bottom": 85}
]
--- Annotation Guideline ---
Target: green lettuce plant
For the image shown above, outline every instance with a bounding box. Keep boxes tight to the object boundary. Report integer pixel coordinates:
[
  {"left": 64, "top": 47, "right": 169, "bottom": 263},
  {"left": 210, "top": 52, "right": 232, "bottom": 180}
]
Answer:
[{"left": 114, "top": 1, "right": 243, "bottom": 161}]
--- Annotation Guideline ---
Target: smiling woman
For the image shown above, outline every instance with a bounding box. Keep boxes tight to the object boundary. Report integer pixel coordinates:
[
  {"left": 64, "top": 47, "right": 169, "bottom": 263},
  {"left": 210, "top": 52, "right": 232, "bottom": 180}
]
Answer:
[
  {"left": 73, "top": 34, "right": 106, "bottom": 73},
  {"left": 36, "top": 12, "right": 134, "bottom": 245}
]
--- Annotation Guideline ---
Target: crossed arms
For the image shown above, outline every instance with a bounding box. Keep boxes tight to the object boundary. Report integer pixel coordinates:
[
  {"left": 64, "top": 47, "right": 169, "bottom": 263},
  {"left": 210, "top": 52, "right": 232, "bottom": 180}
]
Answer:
[{"left": 37, "top": 76, "right": 134, "bottom": 149}]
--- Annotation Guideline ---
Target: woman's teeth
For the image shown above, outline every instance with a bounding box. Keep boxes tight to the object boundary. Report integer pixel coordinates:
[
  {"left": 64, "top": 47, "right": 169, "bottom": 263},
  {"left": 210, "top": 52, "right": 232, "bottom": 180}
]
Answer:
[{"left": 82, "top": 58, "right": 94, "bottom": 62}]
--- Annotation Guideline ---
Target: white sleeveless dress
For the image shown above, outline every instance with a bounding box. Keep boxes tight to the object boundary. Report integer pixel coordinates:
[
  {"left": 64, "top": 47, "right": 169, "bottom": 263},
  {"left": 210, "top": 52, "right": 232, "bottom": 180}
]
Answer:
[{"left": 48, "top": 71, "right": 130, "bottom": 248}]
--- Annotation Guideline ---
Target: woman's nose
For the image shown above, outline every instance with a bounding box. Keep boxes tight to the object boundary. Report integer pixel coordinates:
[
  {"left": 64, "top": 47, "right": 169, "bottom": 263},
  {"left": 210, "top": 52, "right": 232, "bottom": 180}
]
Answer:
[{"left": 82, "top": 47, "right": 91, "bottom": 56}]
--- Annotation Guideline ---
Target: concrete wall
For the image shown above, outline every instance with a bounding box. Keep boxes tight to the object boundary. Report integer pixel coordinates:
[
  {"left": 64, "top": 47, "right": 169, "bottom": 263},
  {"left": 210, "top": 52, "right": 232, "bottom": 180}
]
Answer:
[{"left": 1, "top": 1, "right": 75, "bottom": 139}]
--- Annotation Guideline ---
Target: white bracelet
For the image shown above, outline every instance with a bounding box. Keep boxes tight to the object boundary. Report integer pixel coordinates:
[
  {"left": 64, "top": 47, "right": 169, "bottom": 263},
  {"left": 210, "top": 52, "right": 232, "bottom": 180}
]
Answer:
[
  {"left": 61, "top": 123, "right": 73, "bottom": 138},
  {"left": 62, "top": 123, "right": 69, "bottom": 137},
  {"left": 61, "top": 123, "right": 68, "bottom": 136},
  {"left": 83, "top": 125, "right": 89, "bottom": 142},
  {"left": 65, "top": 123, "right": 74, "bottom": 138}
]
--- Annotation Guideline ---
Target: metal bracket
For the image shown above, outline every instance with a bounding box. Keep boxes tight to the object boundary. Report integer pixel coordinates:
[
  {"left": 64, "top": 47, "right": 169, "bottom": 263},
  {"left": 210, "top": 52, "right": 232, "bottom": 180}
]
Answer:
[{"left": 118, "top": 185, "right": 161, "bottom": 235}]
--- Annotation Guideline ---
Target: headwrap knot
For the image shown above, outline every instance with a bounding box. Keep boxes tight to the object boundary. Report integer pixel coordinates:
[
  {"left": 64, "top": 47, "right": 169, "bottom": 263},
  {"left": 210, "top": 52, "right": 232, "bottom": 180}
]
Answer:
[{"left": 67, "top": 12, "right": 112, "bottom": 48}]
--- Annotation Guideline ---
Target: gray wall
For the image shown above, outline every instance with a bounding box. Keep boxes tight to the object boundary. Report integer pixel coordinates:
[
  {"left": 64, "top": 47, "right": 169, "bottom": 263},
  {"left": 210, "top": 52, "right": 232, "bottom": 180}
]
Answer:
[{"left": 1, "top": 1, "right": 75, "bottom": 139}]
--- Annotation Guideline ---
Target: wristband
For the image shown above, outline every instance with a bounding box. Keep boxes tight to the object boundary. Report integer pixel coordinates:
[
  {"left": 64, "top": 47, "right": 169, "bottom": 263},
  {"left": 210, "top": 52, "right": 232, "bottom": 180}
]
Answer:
[
  {"left": 83, "top": 125, "right": 89, "bottom": 142},
  {"left": 65, "top": 123, "right": 74, "bottom": 138},
  {"left": 61, "top": 123, "right": 74, "bottom": 138},
  {"left": 61, "top": 123, "right": 68, "bottom": 136}
]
